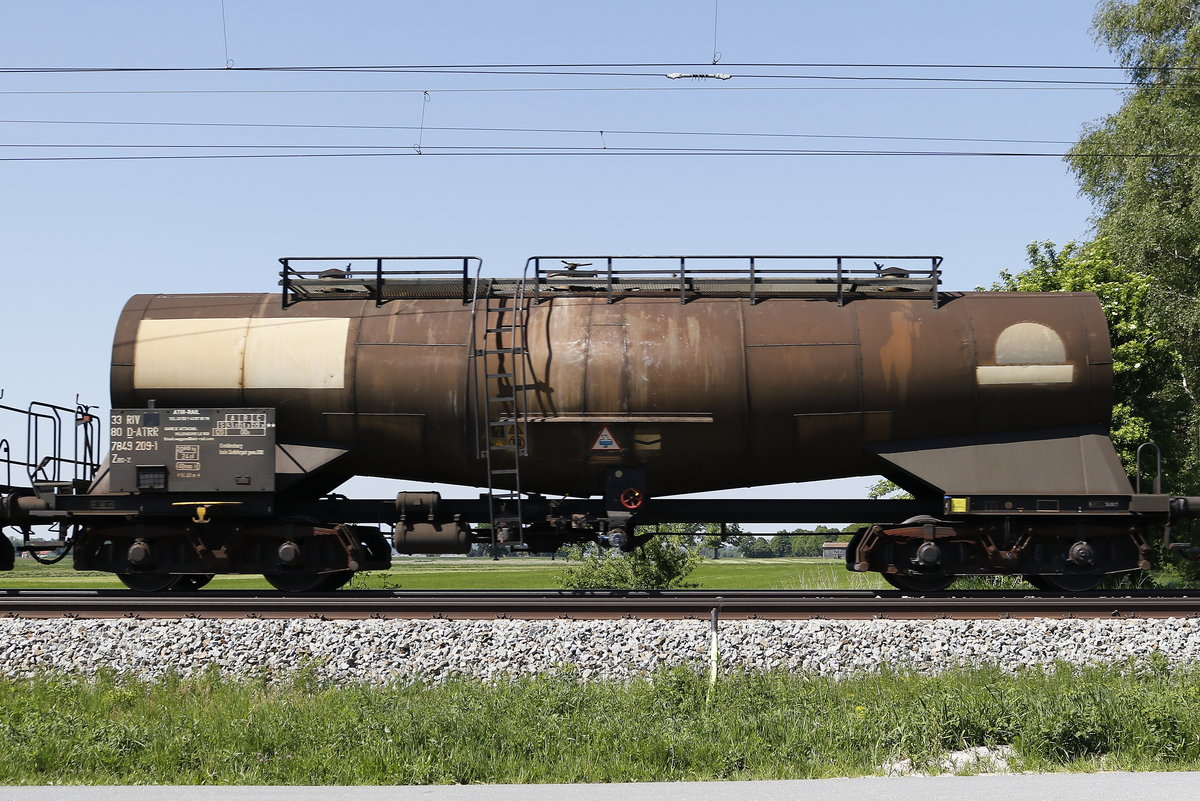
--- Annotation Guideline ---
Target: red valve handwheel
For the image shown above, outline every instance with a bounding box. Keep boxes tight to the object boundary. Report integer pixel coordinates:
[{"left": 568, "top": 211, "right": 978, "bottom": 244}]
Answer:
[{"left": 619, "top": 487, "right": 644, "bottom": 510}]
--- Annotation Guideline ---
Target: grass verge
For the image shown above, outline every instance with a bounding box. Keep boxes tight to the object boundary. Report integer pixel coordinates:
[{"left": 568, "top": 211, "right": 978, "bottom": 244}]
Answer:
[
  {"left": 1, "top": 661, "right": 1198, "bottom": 784},
  {"left": 0, "top": 557, "right": 892, "bottom": 591}
]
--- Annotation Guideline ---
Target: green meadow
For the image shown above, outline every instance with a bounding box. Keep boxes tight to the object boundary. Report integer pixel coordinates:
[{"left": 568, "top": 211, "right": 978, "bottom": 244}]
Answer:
[{"left": 0, "top": 555, "right": 889, "bottom": 591}]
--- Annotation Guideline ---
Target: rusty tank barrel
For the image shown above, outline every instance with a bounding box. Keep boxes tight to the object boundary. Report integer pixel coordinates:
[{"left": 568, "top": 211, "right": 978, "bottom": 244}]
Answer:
[{"left": 110, "top": 265, "right": 1119, "bottom": 499}]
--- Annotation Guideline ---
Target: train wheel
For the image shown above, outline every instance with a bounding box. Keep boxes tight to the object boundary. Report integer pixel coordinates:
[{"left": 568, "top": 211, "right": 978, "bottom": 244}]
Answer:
[
  {"left": 118, "top": 573, "right": 181, "bottom": 592},
  {"left": 265, "top": 571, "right": 352, "bottom": 592},
  {"left": 883, "top": 573, "right": 956, "bottom": 593},
  {"left": 173, "top": 574, "right": 214, "bottom": 591},
  {"left": 1024, "top": 574, "right": 1103, "bottom": 592}
]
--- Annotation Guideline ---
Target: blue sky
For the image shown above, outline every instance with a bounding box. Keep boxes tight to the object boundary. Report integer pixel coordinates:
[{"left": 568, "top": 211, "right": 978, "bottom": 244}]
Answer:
[{"left": 0, "top": 1, "right": 1127, "bottom": 515}]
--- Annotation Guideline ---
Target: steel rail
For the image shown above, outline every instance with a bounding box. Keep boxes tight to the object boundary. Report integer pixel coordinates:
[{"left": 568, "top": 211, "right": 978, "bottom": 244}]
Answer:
[{"left": 0, "top": 589, "right": 1198, "bottom": 619}]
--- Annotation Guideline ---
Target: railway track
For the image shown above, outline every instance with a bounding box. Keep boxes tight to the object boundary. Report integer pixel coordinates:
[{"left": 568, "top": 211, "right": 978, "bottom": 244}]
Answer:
[{"left": 1, "top": 589, "right": 1198, "bottom": 619}]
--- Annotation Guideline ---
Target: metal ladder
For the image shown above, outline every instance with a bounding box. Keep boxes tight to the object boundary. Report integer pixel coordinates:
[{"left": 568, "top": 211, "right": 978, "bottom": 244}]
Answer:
[{"left": 470, "top": 276, "right": 531, "bottom": 552}]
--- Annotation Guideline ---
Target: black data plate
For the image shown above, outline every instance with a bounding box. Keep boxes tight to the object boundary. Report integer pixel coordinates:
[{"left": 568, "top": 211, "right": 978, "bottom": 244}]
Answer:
[{"left": 108, "top": 408, "right": 275, "bottom": 493}]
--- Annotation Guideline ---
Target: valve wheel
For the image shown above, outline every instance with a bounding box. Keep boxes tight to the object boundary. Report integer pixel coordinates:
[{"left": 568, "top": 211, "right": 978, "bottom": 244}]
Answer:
[{"left": 619, "top": 487, "right": 645, "bottom": 510}]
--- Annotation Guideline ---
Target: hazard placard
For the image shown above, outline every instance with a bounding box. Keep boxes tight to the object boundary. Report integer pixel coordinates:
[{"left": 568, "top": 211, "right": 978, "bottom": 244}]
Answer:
[{"left": 590, "top": 426, "right": 622, "bottom": 451}]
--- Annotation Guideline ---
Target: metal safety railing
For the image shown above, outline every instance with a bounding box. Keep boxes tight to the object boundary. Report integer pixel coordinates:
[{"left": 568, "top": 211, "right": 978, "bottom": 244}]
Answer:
[
  {"left": 277, "top": 254, "right": 944, "bottom": 308},
  {"left": 279, "top": 256, "right": 482, "bottom": 307},
  {"left": 522, "top": 254, "right": 943, "bottom": 307},
  {"left": 0, "top": 393, "right": 100, "bottom": 490},
  {"left": 1136, "top": 441, "right": 1163, "bottom": 495}
]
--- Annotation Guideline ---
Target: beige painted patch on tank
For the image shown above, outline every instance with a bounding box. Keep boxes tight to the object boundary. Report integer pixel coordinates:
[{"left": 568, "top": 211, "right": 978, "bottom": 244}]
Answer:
[
  {"left": 244, "top": 317, "right": 349, "bottom": 389},
  {"left": 976, "top": 364, "right": 1075, "bottom": 385},
  {"left": 134, "top": 318, "right": 248, "bottom": 389},
  {"left": 994, "top": 322, "right": 1067, "bottom": 364},
  {"left": 978, "top": 322, "right": 1073, "bottom": 385},
  {"left": 133, "top": 317, "right": 348, "bottom": 389}
]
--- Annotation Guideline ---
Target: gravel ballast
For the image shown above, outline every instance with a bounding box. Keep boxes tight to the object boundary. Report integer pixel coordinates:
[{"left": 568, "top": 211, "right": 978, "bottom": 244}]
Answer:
[{"left": 0, "top": 617, "right": 1197, "bottom": 682}]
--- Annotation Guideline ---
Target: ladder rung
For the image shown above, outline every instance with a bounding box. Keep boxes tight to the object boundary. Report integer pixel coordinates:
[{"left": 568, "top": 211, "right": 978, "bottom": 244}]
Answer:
[
  {"left": 488, "top": 420, "right": 523, "bottom": 427},
  {"left": 486, "top": 372, "right": 514, "bottom": 378},
  {"left": 487, "top": 396, "right": 515, "bottom": 403},
  {"left": 485, "top": 327, "right": 517, "bottom": 333},
  {"left": 481, "top": 348, "right": 523, "bottom": 354},
  {"left": 489, "top": 445, "right": 519, "bottom": 451},
  {"left": 490, "top": 469, "right": 519, "bottom": 475}
]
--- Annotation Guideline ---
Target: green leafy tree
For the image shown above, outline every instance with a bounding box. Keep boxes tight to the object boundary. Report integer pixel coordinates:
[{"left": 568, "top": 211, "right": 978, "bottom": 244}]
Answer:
[
  {"left": 768, "top": 534, "right": 793, "bottom": 557},
  {"left": 737, "top": 538, "right": 775, "bottom": 559},
  {"left": 556, "top": 535, "right": 701, "bottom": 590},
  {"left": 1065, "top": 0, "right": 1200, "bottom": 489},
  {"left": 698, "top": 522, "right": 742, "bottom": 558},
  {"left": 700, "top": 535, "right": 724, "bottom": 558},
  {"left": 1072, "top": 1, "right": 1200, "bottom": 294},
  {"left": 866, "top": 478, "right": 914, "bottom": 501},
  {"left": 789, "top": 534, "right": 824, "bottom": 557}
]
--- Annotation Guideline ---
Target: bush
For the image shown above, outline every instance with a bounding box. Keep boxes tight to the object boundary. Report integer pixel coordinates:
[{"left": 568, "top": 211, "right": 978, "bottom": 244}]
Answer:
[{"left": 556, "top": 536, "right": 701, "bottom": 589}]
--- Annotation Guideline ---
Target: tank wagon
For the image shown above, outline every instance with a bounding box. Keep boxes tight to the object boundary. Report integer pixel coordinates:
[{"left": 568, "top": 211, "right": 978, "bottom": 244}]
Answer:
[{"left": 2, "top": 254, "right": 1198, "bottom": 592}]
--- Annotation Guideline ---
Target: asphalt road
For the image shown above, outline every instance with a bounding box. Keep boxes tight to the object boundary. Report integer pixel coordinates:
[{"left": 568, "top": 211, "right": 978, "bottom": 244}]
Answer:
[{"left": 0, "top": 773, "right": 1197, "bottom": 800}]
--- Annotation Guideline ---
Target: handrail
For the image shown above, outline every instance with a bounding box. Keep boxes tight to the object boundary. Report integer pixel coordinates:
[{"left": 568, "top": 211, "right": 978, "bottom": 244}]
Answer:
[
  {"left": 0, "top": 398, "right": 100, "bottom": 488},
  {"left": 522, "top": 254, "right": 943, "bottom": 307},
  {"left": 468, "top": 260, "right": 488, "bottom": 457},
  {"left": 25, "top": 405, "right": 60, "bottom": 482},
  {"left": 277, "top": 255, "right": 944, "bottom": 307},
  {"left": 279, "top": 256, "right": 483, "bottom": 307},
  {"left": 1136, "top": 441, "right": 1163, "bottom": 495}
]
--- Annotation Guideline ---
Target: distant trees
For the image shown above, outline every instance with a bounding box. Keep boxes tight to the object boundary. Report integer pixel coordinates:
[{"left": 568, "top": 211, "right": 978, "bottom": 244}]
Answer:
[
  {"left": 700, "top": 534, "right": 726, "bottom": 559},
  {"left": 694, "top": 522, "right": 743, "bottom": 558},
  {"left": 734, "top": 526, "right": 856, "bottom": 558}
]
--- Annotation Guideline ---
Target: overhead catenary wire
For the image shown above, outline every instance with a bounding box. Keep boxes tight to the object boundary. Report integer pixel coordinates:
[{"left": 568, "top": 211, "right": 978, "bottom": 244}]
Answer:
[
  {"left": 0, "top": 60, "right": 1180, "bottom": 73},
  {"left": 0, "top": 60, "right": 1153, "bottom": 162},
  {"left": 0, "top": 59, "right": 1177, "bottom": 88},
  {"left": 0, "top": 66, "right": 1151, "bottom": 85},
  {"left": 0, "top": 144, "right": 1084, "bottom": 151},
  {"left": 0, "top": 118, "right": 1076, "bottom": 145},
  {"left": 0, "top": 148, "right": 1185, "bottom": 163},
  {"left": 0, "top": 86, "right": 1134, "bottom": 96}
]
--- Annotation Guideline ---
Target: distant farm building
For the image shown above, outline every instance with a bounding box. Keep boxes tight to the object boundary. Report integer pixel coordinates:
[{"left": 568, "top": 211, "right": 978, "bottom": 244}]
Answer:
[{"left": 821, "top": 541, "right": 850, "bottom": 560}]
